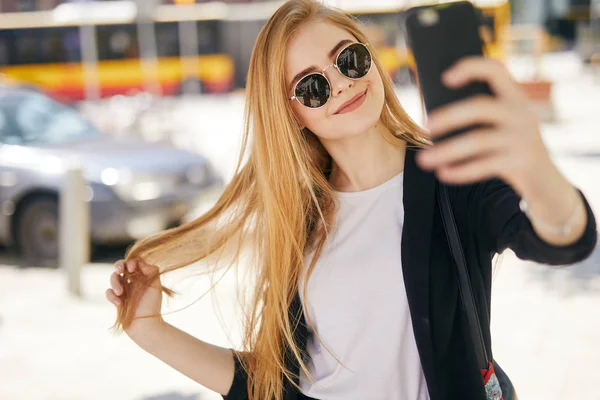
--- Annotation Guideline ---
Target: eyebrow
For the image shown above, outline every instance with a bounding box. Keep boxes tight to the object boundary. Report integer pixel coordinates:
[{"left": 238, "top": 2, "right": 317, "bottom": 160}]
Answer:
[{"left": 288, "top": 39, "right": 354, "bottom": 92}]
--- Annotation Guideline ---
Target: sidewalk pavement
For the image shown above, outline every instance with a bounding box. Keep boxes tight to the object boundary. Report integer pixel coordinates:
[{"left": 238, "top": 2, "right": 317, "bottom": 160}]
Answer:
[
  {"left": 0, "top": 259, "right": 242, "bottom": 400},
  {"left": 1, "top": 52, "right": 599, "bottom": 400}
]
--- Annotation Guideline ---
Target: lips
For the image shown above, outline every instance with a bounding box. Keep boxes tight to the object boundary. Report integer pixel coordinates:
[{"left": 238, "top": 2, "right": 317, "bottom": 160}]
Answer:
[{"left": 334, "top": 90, "right": 367, "bottom": 115}]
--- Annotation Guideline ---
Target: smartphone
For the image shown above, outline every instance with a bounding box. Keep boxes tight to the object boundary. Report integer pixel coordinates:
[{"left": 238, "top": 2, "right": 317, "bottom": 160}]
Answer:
[{"left": 405, "top": 1, "right": 493, "bottom": 143}]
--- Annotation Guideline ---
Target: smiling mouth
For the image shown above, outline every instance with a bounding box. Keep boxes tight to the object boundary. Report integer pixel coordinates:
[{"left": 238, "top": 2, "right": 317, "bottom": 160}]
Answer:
[{"left": 334, "top": 89, "right": 368, "bottom": 115}]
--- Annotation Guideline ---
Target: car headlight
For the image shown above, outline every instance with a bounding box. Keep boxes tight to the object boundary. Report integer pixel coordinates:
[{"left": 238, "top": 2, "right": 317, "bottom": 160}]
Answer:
[
  {"left": 103, "top": 169, "right": 178, "bottom": 202},
  {"left": 101, "top": 168, "right": 120, "bottom": 186},
  {"left": 100, "top": 167, "right": 133, "bottom": 186},
  {"left": 99, "top": 168, "right": 152, "bottom": 201},
  {"left": 112, "top": 179, "right": 163, "bottom": 202},
  {"left": 130, "top": 181, "right": 162, "bottom": 201},
  {"left": 99, "top": 165, "right": 207, "bottom": 202}
]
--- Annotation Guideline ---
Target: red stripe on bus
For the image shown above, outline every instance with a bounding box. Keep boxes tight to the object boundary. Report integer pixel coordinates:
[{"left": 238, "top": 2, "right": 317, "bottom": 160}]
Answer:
[{"left": 46, "top": 78, "right": 233, "bottom": 103}]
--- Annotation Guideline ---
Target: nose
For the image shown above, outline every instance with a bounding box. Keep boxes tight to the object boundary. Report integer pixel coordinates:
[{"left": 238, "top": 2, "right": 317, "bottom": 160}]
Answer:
[{"left": 323, "top": 64, "right": 353, "bottom": 99}]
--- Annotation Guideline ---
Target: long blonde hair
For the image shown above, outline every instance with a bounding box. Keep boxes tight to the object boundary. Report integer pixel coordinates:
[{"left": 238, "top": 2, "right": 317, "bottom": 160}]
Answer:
[{"left": 114, "top": 1, "right": 429, "bottom": 398}]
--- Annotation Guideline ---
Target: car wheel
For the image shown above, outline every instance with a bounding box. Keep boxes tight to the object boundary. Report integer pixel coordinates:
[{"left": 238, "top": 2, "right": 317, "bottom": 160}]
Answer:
[{"left": 16, "top": 197, "right": 59, "bottom": 267}]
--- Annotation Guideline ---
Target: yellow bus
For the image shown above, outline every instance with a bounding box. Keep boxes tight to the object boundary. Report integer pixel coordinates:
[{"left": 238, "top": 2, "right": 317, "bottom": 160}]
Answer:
[
  {"left": 0, "top": 1, "right": 511, "bottom": 102},
  {"left": 0, "top": 2, "right": 234, "bottom": 103}
]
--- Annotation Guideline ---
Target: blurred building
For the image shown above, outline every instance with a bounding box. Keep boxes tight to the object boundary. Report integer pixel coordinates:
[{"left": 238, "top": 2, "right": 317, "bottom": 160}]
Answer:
[
  {"left": 0, "top": 0, "right": 592, "bottom": 28},
  {"left": 0, "top": 0, "right": 277, "bottom": 13},
  {"left": 511, "top": 0, "right": 593, "bottom": 43},
  {"left": 0, "top": 0, "right": 61, "bottom": 12}
]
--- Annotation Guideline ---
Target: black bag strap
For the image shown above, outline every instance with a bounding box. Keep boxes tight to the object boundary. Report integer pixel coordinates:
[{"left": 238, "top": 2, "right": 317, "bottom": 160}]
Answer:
[{"left": 437, "top": 183, "right": 490, "bottom": 370}]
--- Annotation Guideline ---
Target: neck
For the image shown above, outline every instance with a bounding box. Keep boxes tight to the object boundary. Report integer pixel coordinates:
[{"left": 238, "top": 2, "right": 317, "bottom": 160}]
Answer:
[{"left": 321, "top": 122, "right": 407, "bottom": 193}]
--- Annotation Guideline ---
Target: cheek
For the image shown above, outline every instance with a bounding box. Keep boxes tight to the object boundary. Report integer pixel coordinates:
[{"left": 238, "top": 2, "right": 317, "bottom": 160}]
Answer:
[
  {"left": 292, "top": 99, "right": 329, "bottom": 129},
  {"left": 367, "top": 69, "right": 385, "bottom": 102},
  {"left": 366, "top": 74, "right": 386, "bottom": 117}
]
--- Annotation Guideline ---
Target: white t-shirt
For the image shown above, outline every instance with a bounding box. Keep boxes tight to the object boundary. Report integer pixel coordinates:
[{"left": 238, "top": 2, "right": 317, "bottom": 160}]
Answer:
[{"left": 298, "top": 171, "right": 430, "bottom": 400}]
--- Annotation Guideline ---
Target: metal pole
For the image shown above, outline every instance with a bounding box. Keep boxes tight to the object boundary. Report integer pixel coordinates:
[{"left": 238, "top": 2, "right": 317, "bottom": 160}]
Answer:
[
  {"left": 80, "top": 23, "right": 100, "bottom": 101},
  {"left": 178, "top": 19, "right": 201, "bottom": 94},
  {"left": 136, "top": 0, "right": 162, "bottom": 95},
  {"left": 137, "top": 22, "right": 162, "bottom": 95},
  {"left": 60, "top": 163, "right": 90, "bottom": 297}
]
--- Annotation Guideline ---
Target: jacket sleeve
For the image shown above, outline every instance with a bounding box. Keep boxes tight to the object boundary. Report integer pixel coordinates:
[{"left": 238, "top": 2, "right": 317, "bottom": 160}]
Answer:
[
  {"left": 222, "top": 350, "right": 250, "bottom": 400},
  {"left": 465, "top": 178, "right": 597, "bottom": 265}
]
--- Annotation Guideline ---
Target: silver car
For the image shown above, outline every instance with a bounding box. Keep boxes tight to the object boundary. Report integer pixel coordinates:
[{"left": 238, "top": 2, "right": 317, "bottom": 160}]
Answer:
[{"left": 0, "top": 88, "right": 223, "bottom": 265}]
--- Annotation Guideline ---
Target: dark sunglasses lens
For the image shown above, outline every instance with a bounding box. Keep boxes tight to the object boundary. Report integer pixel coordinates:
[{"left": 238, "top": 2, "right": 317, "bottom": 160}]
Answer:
[
  {"left": 294, "top": 73, "right": 330, "bottom": 108},
  {"left": 337, "top": 43, "right": 371, "bottom": 79}
]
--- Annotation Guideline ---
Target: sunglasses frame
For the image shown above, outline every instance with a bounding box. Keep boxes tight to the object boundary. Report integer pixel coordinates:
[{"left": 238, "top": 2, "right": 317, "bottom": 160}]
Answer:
[{"left": 288, "top": 42, "right": 371, "bottom": 109}]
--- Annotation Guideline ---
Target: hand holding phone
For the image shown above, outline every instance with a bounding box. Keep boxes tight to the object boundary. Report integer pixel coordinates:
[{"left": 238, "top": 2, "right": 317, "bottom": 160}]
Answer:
[
  {"left": 405, "top": 1, "right": 492, "bottom": 143},
  {"left": 404, "top": 2, "right": 554, "bottom": 194}
]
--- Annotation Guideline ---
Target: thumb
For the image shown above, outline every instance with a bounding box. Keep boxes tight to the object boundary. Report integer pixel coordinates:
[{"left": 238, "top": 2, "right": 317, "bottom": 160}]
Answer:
[
  {"left": 138, "top": 260, "right": 162, "bottom": 290},
  {"left": 133, "top": 259, "right": 176, "bottom": 298}
]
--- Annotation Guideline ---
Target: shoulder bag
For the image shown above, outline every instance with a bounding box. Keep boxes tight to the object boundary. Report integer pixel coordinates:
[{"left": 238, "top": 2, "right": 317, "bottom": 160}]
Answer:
[{"left": 437, "top": 183, "right": 518, "bottom": 400}]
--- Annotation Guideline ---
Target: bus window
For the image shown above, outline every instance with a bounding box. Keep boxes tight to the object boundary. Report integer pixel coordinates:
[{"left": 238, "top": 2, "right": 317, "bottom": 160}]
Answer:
[
  {"left": 155, "top": 22, "right": 180, "bottom": 58},
  {"left": 15, "top": 30, "right": 41, "bottom": 64},
  {"left": 0, "top": 38, "right": 10, "bottom": 66},
  {"left": 156, "top": 20, "right": 223, "bottom": 57},
  {"left": 3, "top": 27, "right": 79, "bottom": 66},
  {"left": 40, "top": 28, "right": 68, "bottom": 64},
  {"left": 96, "top": 24, "right": 139, "bottom": 60},
  {"left": 197, "top": 20, "right": 220, "bottom": 54},
  {"left": 62, "top": 28, "right": 81, "bottom": 63}
]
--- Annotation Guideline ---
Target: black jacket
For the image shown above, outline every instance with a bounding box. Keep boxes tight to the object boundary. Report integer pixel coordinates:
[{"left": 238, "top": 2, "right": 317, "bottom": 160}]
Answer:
[{"left": 224, "top": 147, "right": 597, "bottom": 400}]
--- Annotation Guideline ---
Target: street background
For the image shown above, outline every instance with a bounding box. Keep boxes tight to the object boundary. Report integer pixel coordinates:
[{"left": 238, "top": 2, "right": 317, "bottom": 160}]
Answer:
[
  {"left": 1, "top": 52, "right": 599, "bottom": 400},
  {"left": 1, "top": 0, "right": 600, "bottom": 399}
]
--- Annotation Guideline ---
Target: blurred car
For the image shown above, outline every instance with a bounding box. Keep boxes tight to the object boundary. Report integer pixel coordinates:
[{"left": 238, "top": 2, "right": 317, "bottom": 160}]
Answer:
[{"left": 0, "top": 88, "right": 223, "bottom": 265}]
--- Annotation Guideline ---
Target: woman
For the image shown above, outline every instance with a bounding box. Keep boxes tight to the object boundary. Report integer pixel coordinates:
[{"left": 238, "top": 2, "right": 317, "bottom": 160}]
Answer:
[{"left": 105, "top": 1, "right": 597, "bottom": 399}]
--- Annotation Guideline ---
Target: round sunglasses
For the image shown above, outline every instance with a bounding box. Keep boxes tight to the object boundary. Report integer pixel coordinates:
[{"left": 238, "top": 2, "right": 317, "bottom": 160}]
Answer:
[{"left": 288, "top": 42, "right": 372, "bottom": 109}]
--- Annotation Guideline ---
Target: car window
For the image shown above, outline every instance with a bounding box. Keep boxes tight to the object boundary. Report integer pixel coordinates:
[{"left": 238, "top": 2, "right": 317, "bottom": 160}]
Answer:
[
  {"left": 0, "top": 92, "right": 99, "bottom": 145},
  {"left": 0, "top": 110, "right": 7, "bottom": 137},
  {"left": 0, "top": 102, "right": 23, "bottom": 145}
]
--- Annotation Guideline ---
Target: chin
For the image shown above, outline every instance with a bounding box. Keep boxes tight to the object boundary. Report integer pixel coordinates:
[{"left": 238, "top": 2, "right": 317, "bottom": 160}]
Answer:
[
  {"left": 329, "top": 117, "right": 380, "bottom": 140},
  {"left": 312, "top": 90, "right": 385, "bottom": 141},
  {"left": 336, "top": 106, "right": 382, "bottom": 138}
]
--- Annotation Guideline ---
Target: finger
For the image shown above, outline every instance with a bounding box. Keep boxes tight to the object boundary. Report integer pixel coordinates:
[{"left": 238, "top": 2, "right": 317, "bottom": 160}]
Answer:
[
  {"left": 417, "top": 129, "right": 506, "bottom": 170},
  {"left": 115, "top": 260, "right": 125, "bottom": 274},
  {"left": 126, "top": 259, "right": 137, "bottom": 273},
  {"left": 110, "top": 272, "right": 124, "bottom": 295},
  {"left": 435, "top": 154, "right": 508, "bottom": 185},
  {"left": 138, "top": 260, "right": 162, "bottom": 289},
  {"left": 426, "top": 96, "right": 508, "bottom": 137},
  {"left": 105, "top": 288, "right": 121, "bottom": 306},
  {"left": 443, "top": 57, "right": 525, "bottom": 102}
]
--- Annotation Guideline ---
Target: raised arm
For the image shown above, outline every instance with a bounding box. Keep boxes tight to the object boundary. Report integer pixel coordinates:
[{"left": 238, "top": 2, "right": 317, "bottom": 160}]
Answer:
[{"left": 106, "top": 259, "right": 243, "bottom": 397}]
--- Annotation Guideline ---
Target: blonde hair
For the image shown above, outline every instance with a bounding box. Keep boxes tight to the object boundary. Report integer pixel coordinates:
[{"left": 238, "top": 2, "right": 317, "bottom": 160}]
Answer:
[{"left": 113, "top": 0, "right": 429, "bottom": 399}]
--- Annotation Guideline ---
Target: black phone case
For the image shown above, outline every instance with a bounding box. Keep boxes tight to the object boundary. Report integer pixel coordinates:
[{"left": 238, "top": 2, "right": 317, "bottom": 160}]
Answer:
[{"left": 405, "top": 1, "right": 493, "bottom": 143}]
